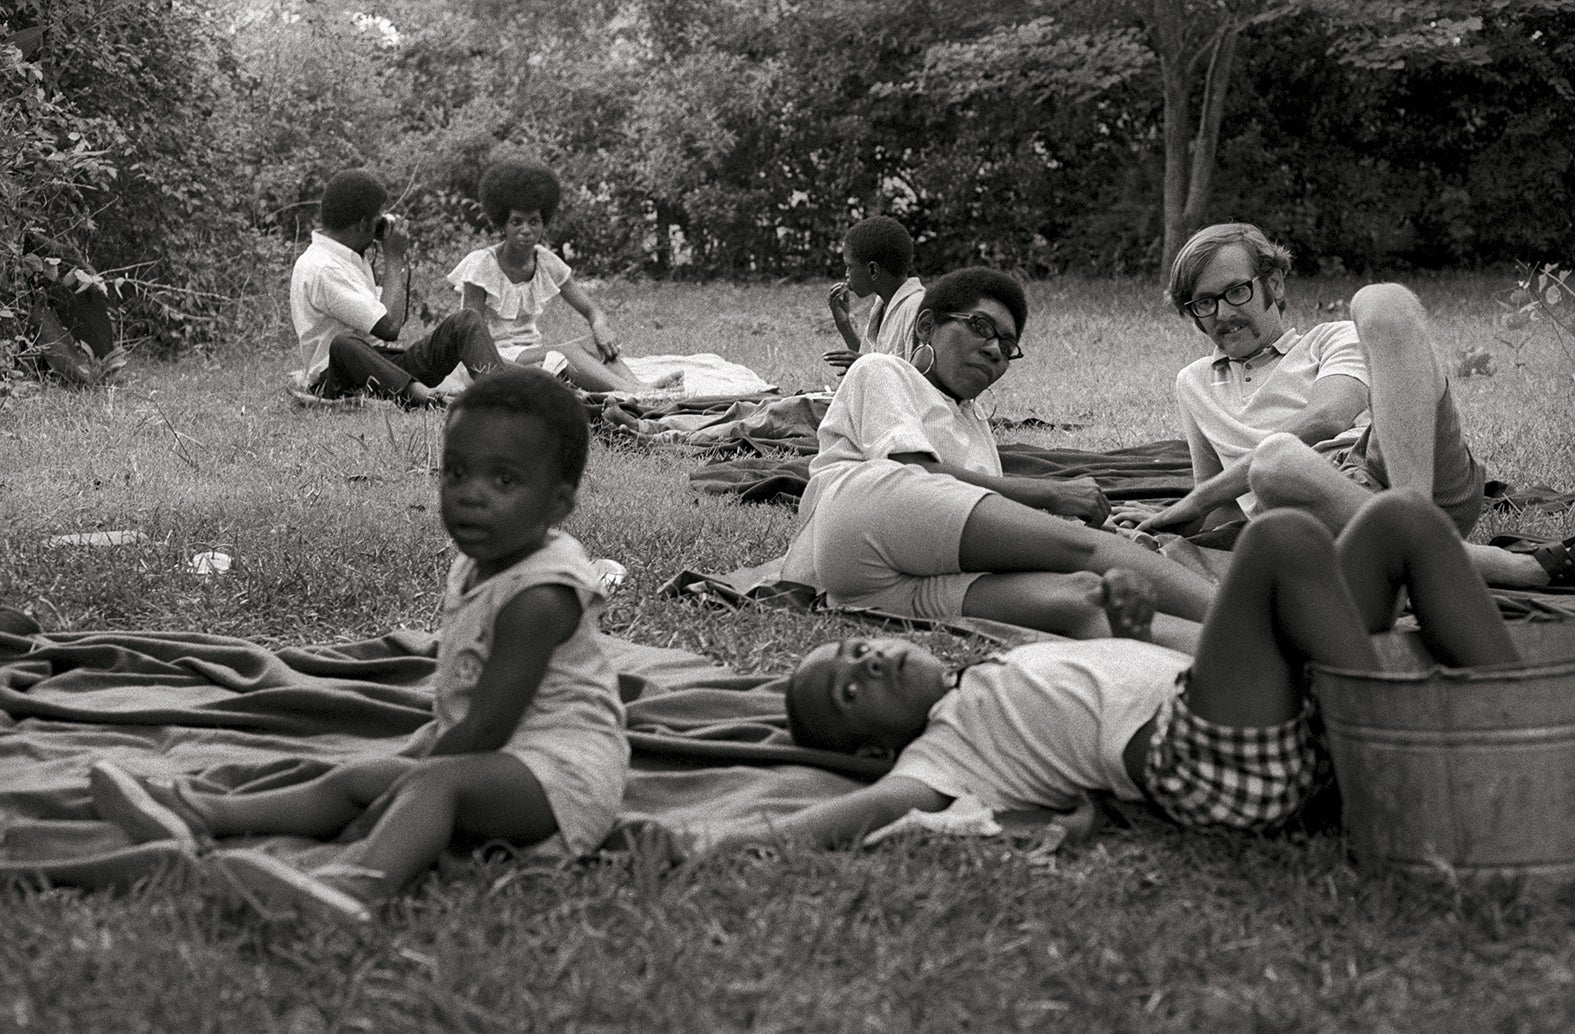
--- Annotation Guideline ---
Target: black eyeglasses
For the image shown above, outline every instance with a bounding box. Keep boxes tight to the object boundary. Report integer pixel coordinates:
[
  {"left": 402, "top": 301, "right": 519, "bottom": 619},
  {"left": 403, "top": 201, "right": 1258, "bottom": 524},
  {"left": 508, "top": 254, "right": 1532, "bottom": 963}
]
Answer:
[
  {"left": 1184, "top": 275, "right": 1261, "bottom": 319},
  {"left": 941, "top": 311, "right": 1023, "bottom": 360}
]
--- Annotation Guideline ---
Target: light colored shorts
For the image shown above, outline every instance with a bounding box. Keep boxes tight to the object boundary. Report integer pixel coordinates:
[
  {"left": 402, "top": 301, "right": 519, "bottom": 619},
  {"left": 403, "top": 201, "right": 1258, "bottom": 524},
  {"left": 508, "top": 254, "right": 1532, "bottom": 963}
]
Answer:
[
  {"left": 788, "top": 460, "right": 992, "bottom": 618},
  {"left": 1142, "top": 680, "right": 1322, "bottom": 831}
]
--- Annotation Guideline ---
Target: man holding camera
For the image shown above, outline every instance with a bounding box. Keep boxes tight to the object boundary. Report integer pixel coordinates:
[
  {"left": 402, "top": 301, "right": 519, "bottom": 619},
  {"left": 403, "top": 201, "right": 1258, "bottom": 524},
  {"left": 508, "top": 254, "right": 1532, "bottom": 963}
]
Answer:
[{"left": 291, "top": 168, "right": 508, "bottom": 407}]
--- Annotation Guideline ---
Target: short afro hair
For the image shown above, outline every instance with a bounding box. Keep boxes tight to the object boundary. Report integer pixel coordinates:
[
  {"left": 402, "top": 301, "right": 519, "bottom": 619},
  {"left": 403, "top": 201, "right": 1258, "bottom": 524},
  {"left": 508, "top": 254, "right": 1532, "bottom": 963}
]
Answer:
[
  {"left": 1167, "top": 223, "right": 1292, "bottom": 317},
  {"left": 919, "top": 267, "right": 1028, "bottom": 340},
  {"left": 447, "top": 366, "right": 589, "bottom": 488},
  {"left": 320, "top": 169, "right": 387, "bottom": 232},
  {"left": 478, "top": 161, "right": 562, "bottom": 229},
  {"left": 844, "top": 216, "right": 914, "bottom": 279}
]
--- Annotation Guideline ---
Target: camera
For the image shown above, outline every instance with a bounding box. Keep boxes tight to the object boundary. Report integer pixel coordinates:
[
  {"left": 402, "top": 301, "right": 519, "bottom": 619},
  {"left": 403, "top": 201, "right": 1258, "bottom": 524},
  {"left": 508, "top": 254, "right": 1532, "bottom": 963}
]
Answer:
[{"left": 373, "top": 213, "right": 399, "bottom": 241}]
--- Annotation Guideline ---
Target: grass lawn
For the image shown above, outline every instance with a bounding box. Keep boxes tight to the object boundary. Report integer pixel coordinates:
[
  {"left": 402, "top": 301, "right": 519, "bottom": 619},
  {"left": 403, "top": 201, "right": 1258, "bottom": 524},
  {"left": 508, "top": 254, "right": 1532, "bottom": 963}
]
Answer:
[{"left": 3, "top": 272, "right": 1574, "bottom": 1032}]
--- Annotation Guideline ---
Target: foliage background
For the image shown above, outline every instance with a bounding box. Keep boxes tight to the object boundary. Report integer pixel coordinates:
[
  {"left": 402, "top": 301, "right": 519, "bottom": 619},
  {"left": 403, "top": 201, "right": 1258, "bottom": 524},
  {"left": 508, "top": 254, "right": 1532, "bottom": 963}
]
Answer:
[{"left": 4, "top": 0, "right": 1575, "bottom": 356}]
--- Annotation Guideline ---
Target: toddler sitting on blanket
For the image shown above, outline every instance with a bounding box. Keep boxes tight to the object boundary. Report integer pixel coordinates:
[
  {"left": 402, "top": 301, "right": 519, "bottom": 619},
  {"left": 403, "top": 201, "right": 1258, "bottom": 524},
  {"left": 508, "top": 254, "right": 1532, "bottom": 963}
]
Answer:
[
  {"left": 91, "top": 366, "right": 629, "bottom": 922},
  {"left": 690, "top": 491, "right": 1521, "bottom": 853}
]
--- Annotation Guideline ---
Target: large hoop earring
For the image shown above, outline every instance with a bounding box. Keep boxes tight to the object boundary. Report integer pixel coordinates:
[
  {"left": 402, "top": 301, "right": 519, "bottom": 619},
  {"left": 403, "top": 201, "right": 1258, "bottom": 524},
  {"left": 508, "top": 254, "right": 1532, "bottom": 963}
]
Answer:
[
  {"left": 911, "top": 341, "right": 935, "bottom": 376},
  {"left": 977, "top": 387, "right": 999, "bottom": 420}
]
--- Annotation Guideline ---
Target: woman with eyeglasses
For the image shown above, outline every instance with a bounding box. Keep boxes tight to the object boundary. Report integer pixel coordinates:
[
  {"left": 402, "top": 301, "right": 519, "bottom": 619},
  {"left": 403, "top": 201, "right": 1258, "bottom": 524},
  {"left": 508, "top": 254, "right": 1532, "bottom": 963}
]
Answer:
[{"left": 781, "top": 268, "right": 1215, "bottom": 651}]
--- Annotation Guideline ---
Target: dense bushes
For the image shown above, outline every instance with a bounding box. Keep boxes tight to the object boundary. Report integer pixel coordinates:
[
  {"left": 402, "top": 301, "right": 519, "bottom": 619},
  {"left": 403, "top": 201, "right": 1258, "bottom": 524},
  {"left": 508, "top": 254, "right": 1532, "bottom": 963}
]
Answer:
[{"left": 5, "top": 0, "right": 1575, "bottom": 359}]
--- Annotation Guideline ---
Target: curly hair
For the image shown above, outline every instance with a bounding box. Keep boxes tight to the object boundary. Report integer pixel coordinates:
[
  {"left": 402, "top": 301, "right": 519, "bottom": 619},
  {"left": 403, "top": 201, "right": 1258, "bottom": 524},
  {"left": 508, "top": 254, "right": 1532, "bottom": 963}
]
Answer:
[
  {"left": 844, "top": 216, "right": 914, "bottom": 279},
  {"left": 919, "top": 267, "right": 1029, "bottom": 340},
  {"left": 447, "top": 366, "right": 589, "bottom": 488},
  {"left": 477, "top": 161, "right": 562, "bottom": 229},
  {"left": 320, "top": 169, "right": 387, "bottom": 232}
]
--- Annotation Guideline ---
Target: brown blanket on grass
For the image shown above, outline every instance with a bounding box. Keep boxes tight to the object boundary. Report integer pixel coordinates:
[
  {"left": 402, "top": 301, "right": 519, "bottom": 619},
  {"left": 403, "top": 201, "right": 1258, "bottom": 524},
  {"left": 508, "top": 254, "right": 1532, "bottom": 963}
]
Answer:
[{"left": 0, "top": 627, "right": 1089, "bottom": 891}]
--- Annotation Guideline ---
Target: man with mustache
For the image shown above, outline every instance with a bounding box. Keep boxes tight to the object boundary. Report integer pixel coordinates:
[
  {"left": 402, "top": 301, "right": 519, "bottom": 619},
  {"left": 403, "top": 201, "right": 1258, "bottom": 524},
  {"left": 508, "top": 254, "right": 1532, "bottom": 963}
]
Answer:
[{"left": 1126, "top": 222, "right": 1563, "bottom": 591}]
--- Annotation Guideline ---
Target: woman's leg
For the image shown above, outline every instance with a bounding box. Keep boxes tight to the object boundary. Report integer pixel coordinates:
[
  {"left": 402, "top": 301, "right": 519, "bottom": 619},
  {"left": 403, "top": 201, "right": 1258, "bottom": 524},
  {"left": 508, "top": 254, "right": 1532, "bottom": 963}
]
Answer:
[
  {"left": 331, "top": 753, "right": 557, "bottom": 901},
  {"left": 186, "top": 758, "right": 414, "bottom": 840},
  {"left": 1185, "top": 509, "right": 1377, "bottom": 727},
  {"left": 961, "top": 569, "right": 1202, "bottom": 652},
  {"left": 1335, "top": 490, "right": 1518, "bottom": 666},
  {"left": 956, "top": 495, "right": 1216, "bottom": 620}
]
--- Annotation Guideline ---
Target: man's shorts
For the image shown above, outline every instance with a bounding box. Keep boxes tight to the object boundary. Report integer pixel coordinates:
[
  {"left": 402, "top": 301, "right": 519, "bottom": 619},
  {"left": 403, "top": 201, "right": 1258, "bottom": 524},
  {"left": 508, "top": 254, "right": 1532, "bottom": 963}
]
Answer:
[{"left": 1141, "top": 679, "right": 1322, "bottom": 830}]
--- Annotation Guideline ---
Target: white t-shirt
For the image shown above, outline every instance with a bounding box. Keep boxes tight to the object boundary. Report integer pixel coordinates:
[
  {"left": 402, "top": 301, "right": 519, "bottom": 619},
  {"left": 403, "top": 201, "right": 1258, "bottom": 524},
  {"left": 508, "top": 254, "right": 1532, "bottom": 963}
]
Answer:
[
  {"left": 892, "top": 639, "right": 1189, "bottom": 809},
  {"left": 864, "top": 277, "right": 925, "bottom": 359},
  {"left": 1175, "top": 322, "right": 1371, "bottom": 514},
  {"left": 290, "top": 231, "right": 388, "bottom": 379},
  {"left": 808, "top": 352, "right": 1000, "bottom": 481},
  {"left": 447, "top": 244, "right": 573, "bottom": 348},
  {"left": 407, "top": 529, "right": 628, "bottom": 856}
]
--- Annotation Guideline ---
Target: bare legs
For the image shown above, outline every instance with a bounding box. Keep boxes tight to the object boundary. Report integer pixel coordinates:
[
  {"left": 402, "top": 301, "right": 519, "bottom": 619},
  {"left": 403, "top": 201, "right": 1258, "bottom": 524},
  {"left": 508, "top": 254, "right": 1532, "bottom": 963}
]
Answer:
[
  {"left": 172, "top": 754, "right": 557, "bottom": 902},
  {"left": 956, "top": 494, "right": 1216, "bottom": 620},
  {"left": 1248, "top": 283, "right": 1551, "bottom": 588},
  {"left": 555, "top": 341, "right": 681, "bottom": 394},
  {"left": 1185, "top": 491, "right": 1518, "bottom": 729}
]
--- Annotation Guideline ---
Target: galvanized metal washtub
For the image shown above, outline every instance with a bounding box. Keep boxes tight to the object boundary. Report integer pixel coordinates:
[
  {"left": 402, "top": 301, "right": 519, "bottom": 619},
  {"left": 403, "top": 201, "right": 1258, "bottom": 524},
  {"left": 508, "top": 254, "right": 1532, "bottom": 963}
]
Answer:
[{"left": 1310, "top": 620, "right": 1575, "bottom": 884}]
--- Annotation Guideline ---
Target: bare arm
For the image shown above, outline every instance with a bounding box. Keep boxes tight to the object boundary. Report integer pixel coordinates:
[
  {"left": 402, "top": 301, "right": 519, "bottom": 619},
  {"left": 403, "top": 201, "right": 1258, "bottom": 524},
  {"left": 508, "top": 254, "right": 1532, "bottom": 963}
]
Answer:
[
  {"left": 557, "top": 277, "right": 619, "bottom": 361},
  {"left": 367, "top": 226, "right": 410, "bottom": 342},
  {"left": 1136, "top": 373, "right": 1367, "bottom": 532},
  {"left": 425, "top": 585, "right": 580, "bottom": 756},
  {"left": 826, "top": 281, "right": 863, "bottom": 366},
  {"left": 709, "top": 775, "right": 949, "bottom": 852},
  {"left": 890, "top": 451, "right": 1111, "bottom": 527}
]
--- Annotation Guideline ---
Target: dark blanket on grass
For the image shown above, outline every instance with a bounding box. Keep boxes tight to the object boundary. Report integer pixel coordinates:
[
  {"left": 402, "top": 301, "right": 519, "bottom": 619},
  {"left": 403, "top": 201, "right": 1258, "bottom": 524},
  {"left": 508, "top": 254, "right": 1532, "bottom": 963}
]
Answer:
[
  {"left": 691, "top": 438, "right": 1200, "bottom": 506},
  {"left": 0, "top": 628, "right": 908, "bottom": 890}
]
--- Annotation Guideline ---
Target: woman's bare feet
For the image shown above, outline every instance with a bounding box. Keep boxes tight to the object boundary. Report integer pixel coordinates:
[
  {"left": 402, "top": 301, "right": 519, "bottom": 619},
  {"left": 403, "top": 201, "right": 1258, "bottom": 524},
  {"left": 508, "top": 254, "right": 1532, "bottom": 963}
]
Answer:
[{"left": 1100, "top": 569, "right": 1156, "bottom": 641}]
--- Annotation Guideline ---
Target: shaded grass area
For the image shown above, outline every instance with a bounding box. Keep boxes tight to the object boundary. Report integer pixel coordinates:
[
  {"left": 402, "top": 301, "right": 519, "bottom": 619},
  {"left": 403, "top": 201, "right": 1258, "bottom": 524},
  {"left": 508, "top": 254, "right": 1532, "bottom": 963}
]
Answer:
[{"left": 3, "top": 275, "right": 1574, "bottom": 1031}]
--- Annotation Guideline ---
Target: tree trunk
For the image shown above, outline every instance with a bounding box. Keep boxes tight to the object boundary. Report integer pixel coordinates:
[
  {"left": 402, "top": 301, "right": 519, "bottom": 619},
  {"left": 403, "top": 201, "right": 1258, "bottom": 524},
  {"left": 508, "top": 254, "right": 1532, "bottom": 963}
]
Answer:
[
  {"left": 1148, "top": 0, "right": 1244, "bottom": 273},
  {"left": 1180, "top": 26, "right": 1239, "bottom": 247},
  {"left": 1148, "top": 0, "right": 1193, "bottom": 273}
]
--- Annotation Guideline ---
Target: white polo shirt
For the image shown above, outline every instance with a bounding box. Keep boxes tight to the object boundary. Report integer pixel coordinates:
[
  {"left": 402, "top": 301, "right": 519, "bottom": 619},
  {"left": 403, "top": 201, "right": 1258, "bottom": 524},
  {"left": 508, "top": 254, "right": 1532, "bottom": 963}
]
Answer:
[
  {"left": 290, "top": 231, "right": 388, "bottom": 379},
  {"left": 1174, "top": 322, "right": 1370, "bottom": 514}
]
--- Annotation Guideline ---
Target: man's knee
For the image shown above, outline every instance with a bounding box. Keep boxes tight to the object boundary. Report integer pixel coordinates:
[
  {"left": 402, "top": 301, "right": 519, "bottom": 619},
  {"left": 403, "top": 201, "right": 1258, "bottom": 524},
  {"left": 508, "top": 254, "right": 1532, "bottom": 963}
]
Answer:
[
  {"left": 1350, "top": 282, "right": 1427, "bottom": 335},
  {"left": 442, "top": 307, "right": 488, "bottom": 338},
  {"left": 1248, "top": 432, "right": 1327, "bottom": 503},
  {"left": 328, "top": 334, "right": 372, "bottom": 364}
]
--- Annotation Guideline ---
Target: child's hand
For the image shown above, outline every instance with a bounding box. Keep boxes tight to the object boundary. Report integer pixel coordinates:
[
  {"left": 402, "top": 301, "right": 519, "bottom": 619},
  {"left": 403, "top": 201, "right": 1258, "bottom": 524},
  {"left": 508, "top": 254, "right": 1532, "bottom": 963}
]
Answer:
[
  {"left": 823, "top": 348, "right": 861, "bottom": 373},
  {"left": 828, "top": 281, "right": 853, "bottom": 325},
  {"left": 592, "top": 327, "right": 621, "bottom": 362}
]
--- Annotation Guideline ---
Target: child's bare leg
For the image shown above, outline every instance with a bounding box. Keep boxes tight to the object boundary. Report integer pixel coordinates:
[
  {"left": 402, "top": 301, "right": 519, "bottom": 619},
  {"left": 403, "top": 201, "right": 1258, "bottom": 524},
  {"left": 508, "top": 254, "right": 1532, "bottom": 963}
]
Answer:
[
  {"left": 1187, "top": 510, "right": 1378, "bottom": 727},
  {"left": 559, "top": 343, "right": 679, "bottom": 393},
  {"left": 331, "top": 753, "right": 557, "bottom": 901},
  {"left": 957, "top": 495, "right": 1216, "bottom": 621},
  {"left": 1335, "top": 490, "right": 1518, "bottom": 666},
  {"left": 189, "top": 757, "right": 414, "bottom": 840}
]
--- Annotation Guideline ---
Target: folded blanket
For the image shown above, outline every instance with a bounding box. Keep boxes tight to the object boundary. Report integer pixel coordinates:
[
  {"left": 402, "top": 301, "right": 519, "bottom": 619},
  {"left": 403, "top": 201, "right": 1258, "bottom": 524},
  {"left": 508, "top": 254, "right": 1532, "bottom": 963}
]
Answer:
[{"left": 0, "top": 627, "right": 1083, "bottom": 890}]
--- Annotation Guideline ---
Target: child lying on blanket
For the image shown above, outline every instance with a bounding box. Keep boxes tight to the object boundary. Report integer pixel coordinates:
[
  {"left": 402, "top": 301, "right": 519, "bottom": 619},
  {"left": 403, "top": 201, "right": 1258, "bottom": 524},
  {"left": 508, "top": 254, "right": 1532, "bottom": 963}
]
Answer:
[
  {"left": 91, "top": 366, "right": 628, "bottom": 922},
  {"left": 693, "top": 491, "right": 1520, "bottom": 852}
]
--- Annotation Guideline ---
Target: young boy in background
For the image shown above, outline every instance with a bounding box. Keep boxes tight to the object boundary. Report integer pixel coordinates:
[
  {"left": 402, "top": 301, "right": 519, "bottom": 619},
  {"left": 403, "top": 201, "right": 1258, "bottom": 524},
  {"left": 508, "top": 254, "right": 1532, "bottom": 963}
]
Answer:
[{"left": 824, "top": 216, "right": 924, "bottom": 373}]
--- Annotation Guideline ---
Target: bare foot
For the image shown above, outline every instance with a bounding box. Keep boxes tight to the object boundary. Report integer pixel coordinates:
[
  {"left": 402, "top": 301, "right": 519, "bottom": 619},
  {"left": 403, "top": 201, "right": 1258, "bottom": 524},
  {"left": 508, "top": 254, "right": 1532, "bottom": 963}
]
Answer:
[
  {"left": 1100, "top": 569, "right": 1155, "bottom": 642},
  {"left": 649, "top": 370, "right": 684, "bottom": 390},
  {"left": 601, "top": 398, "right": 641, "bottom": 431}
]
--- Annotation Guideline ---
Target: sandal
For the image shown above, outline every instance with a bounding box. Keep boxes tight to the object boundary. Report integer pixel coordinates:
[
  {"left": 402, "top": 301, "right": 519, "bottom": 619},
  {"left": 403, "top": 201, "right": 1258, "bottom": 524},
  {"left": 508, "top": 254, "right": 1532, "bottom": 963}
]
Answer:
[{"left": 1531, "top": 536, "right": 1575, "bottom": 587}]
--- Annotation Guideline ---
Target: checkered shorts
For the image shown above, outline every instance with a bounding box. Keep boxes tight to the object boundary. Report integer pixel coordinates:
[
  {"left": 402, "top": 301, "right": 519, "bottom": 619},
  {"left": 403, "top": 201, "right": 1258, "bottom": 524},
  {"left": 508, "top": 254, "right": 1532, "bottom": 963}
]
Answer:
[{"left": 1141, "top": 678, "right": 1322, "bottom": 831}]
